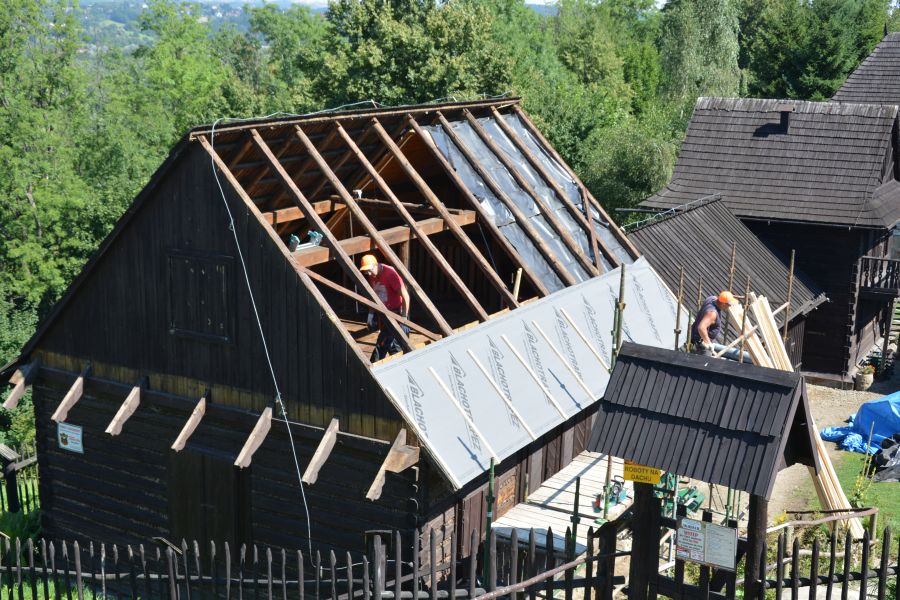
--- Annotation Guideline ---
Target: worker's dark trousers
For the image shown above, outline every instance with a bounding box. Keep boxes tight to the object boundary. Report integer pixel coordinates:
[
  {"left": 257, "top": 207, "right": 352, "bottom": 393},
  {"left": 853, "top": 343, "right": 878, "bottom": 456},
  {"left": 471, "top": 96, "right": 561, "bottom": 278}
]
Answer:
[{"left": 372, "top": 323, "right": 411, "bottom": 361}]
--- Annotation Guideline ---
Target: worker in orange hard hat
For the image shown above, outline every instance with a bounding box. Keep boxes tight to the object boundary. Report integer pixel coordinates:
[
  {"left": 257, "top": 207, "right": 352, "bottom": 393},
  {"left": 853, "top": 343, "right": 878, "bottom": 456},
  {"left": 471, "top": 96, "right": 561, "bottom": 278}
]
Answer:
[
  {"left": 359, "top": 254, "right": 411, "bottom": 361},
  {"left": 690, "top": 290, "right": 749, "bottom": 361}
]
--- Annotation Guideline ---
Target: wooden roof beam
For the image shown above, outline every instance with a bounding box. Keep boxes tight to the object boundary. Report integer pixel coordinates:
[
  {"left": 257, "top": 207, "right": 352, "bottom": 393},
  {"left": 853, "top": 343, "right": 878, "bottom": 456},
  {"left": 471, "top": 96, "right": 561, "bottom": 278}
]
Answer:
[
  {"left": 511, "top": 105, "right": 640, "bottom": 259},
  {"left": 366, "top": 428, "right": 420, "bottom": 501},
  {"left": 3, "top": 358, "right": 40, "bottom": 411},
  {"left": 235, "top": 406, "right": 272, "bottom": 468},
  {"left": 301, "top": 417, "right": 339, "bottom": 484},
  {"left": 295, "top": 213, "right": 476, "bottom": 266},
  {"left": 371, "top": 117, "right": 517, "bottom": 314},
  {"left": 51, "top": 363, "right": 91, "bottom": 423},
  {"left": 171, "top": 392, "right": 208, "bottom": 452},
  {"left": 294, "top": 124, "right": 454, "bottom": 336},
  {"left": 337, "top": 121, "right": 499, "bottom": 321},
  {"left": 463, "top": 110, "right": 600, "bottom": 277},
  {"left": 436, "top": 112, "right": 577, "bottom": 287},
  {"left": 488, "top": 106, "right": 614, "bottom": 270},
  {"left": 251, "top": 128, "right": 412, "bottom": 351},
  {"left": 263, "top": 199, "right": 338, "bottom": 225},
  {"left": 406, "top": 117, "right": 550, "bottom": 298},
  {"left": 302, "top": 268, "right": 441, "bottom": 341},
  {"left": 105, "top": 378, "right": 146, "bottom": 436}
]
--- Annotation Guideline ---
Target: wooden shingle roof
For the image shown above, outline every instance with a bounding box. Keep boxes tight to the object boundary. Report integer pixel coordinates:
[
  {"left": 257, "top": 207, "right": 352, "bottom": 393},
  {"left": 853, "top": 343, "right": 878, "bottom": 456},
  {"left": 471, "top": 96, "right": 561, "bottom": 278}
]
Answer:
[
  {"left": 833, "top": 33, "right": 900, "bottom": 105},
  {"left": 641, "top": 97, "right": 900, "bottom": 229},
  {"left": 628, "top": 198, "right": 826, "bottom": 326},
  {"left": 587, "top": 343, "right": 819, "bottom": 499}
]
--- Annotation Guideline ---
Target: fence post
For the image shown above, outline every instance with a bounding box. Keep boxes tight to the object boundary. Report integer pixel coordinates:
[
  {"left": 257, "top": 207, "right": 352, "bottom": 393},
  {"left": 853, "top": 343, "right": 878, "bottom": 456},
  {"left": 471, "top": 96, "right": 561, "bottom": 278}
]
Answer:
[
  {"left": 3, "top": 462, "right": 20, "bottom": 514},
  {"left": 628, "top": 482, "right": 660, "bottom": 600},
  {"left": 744, "top": 495, "right": 769, "bottom": 600}
]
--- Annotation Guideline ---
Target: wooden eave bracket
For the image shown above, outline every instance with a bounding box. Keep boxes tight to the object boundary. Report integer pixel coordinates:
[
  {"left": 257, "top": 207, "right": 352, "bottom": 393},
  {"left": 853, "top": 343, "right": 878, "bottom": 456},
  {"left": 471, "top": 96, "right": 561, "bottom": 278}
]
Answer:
[
  {"left": 51, "top": 363, "right": 91, "bottom": 423},
  {"left": 235, "top": 406, "right": 272, "bottom": 469},
  {"left": 301, "top": 417, "right": 339, "bottom": 484},
  {"left": 366, "top": 428, "right": 420, "bottom": 501},
  {"left": 171, "top": 390, "right": 209, "bottom": 452},
  {"left": 105, "top": 377, "right": 148, "bottom": 436},
  {"left": 3, "top": 357, "right": 41, "bottom": 411}
]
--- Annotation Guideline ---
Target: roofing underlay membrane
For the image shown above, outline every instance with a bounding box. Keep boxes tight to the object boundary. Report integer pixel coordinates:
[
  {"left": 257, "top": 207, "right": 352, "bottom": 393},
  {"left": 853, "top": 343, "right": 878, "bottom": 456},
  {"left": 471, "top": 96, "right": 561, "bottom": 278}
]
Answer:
[
  {"left": 424, "top": 114, "right": 632, "bottom": 292},
  {"left": 373, "top": 257, "right": 688, "bottom": 489}
]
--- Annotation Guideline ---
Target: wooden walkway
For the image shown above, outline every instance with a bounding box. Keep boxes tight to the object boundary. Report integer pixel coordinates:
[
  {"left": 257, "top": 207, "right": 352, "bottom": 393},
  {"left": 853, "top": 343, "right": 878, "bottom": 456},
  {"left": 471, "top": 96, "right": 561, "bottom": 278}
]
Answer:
[{"left": 492, "top": 451, "right": 632, "bottom": 555}]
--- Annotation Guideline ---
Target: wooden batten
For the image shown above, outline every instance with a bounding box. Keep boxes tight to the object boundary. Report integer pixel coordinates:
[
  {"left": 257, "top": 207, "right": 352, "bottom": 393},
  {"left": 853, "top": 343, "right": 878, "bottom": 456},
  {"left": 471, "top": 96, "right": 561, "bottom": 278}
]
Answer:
[
  {"left": 366, "top": 428, "right": 420, "bottom": 501},
  {"left": 51, "top": 364, "right": 91, "bottom": 423},
  {"left": 301, "top": 417, "right": 339, "bottom": 484},
  {"left": 105, "top": 380, "right": 145, "bottom": 436},
  {"left": 3, "top": 358, "right": 41, "bottom": 411},
  {"left": 235, "top": 406, "right": 272, "bottom": 468},
  {"left": 171, "top": 394, "right": 208, "bottom": 452}
]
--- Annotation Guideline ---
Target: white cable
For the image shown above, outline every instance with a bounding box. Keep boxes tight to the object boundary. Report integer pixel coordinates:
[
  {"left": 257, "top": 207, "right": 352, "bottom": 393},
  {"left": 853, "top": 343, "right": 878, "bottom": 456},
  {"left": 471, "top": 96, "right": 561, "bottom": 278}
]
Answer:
[{"left": 208, "top": 118, "right": 313, "bottom": 559}]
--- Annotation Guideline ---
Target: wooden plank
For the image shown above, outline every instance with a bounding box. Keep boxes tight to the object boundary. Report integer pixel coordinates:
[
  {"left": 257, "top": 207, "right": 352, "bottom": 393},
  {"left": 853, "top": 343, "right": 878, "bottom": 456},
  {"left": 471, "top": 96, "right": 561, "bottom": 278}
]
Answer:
[
  {"left": 105, "top": 384, "right": 142, "bottom": 436},
  {"left": 3, "top": 359, "right": 40, "bottom": 410},
  {"left": 463, "top": 109, "right": 599, "bottom": 276},
  {"left": 365, "top": 429, "right": 420, "bottom": 501},
  {"left": 407, "top": 117, "right": 550, "bottom": 298},
  {"left": 301, "top": 418, "right": 339, "bottom": 484},
  {"left": 234, "top": 406, "right": 272, "bottom": 468},
  {"left": 250, "top": 128, "right": 412, "bottom": 350},
  {"left": 3, "top": 380, "right": 27, "bottom": 411},
  {"left": 294, "top": 213, "right": 475, "bottom": 267},
  {"left": 435, "top": 112, "right": 577, "bottom": 287},
  {"left": 50, "top": 372, "right": 87, "bottom": 423},
  {"left": 370, "top": 117, "right": 511, "bottom": 315},
  {"left": 295, "top": 124, "right": 454, "bottom": 336},
  {"left": 171, "top": 396, "right": 207, "bottom": 452},
  {"left": 262, "top": 200, "right": 336, "bottom": 225}
]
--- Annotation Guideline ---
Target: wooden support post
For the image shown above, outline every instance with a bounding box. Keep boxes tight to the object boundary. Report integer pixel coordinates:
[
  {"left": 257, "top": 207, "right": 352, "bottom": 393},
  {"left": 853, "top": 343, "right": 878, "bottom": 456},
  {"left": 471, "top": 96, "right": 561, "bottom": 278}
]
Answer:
[
  {"left": 171, "top": 393, "right": 208, "bottom": 452},
  {"left": 744, "top": 495, "right": 769, "bottom": 600},
  {"left": 368, "top": 118, "right": 517, "bottom": 313},
  {"left": 250, "top": 128, "right": 412, "bottom": 350},
  {"left": 489, "top": 106, "right": 611, "bottom": 270},
  {"left": 105, "top": 380, "right": 145, "bottom": 436},
  {"left": 783, "top": 250, "right": 795, "bottom": 343},
  {"left": 510, "top": 104, "right": 640, "bottom": 259},
  {"left": 674, "top": 267, "right": 685, "bottom": 351},
  {"left": 302, "top": 418, "right": 339, "bottom": 484},
  {"left": 628, "top": 483, "right": 660, "bottom": 600},
  {"left": 435, "top": 112, "right": 578, "bottom": 287},
  {"left": 463, "top": 110, "right": 599, "bottom": 277},
  {"left": 294, "top": 124, "right": 455, "bottom": 335},
  {"left": 235, "top": 406, "right": 272, "bottom": 468},
  {"left": 3, "top": 359, "right": 40, "bottom": 411},
  {"left": 406, "top": 116, "right": 550, "bottom": 298},
  {"left": 365, "top": 428, "right": 420, "bottom": 501},
  {"left": 51, "top": 363, "right": 91, "bottom": 423}
]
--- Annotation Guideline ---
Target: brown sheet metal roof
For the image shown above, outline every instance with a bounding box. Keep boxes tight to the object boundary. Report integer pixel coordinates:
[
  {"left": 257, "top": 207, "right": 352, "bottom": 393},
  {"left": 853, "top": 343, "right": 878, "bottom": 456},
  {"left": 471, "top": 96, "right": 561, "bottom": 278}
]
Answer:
[
  {"left": 627, "top": 198, "right": 826, "bottom": 326},
  {"left": 833, "top": 33, "right": 900, "bottom": 105},
  {"left": 587, "top": 342, "right": 818, "bottom": 499},
  {"left": 641, "top": 97, "right": 900, "bottom": 229}
]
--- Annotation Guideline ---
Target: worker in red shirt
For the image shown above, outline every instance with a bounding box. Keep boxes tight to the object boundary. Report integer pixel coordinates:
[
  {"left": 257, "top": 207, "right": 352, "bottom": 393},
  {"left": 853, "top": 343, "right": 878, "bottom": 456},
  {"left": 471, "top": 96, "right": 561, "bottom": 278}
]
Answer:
[{"left": 360, "top": 254, "right": 411, "bottom": 360}]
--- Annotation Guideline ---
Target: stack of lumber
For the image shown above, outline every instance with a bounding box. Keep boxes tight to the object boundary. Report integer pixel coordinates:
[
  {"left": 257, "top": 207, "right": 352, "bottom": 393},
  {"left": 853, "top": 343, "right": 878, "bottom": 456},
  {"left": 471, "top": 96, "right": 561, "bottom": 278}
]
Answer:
[{"left": 727, "top": 295, "right": 866, "bottom": 539}]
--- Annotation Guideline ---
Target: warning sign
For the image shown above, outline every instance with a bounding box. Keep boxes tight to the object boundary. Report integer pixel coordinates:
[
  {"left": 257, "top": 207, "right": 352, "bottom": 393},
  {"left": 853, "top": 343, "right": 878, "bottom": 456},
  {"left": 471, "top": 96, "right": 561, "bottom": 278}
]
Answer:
[
  {"left": 675, "top": 518, "right": 738, "bottom": 570},
  {"left": 623, "top": 460, "right": 662, "bottom": 484}
]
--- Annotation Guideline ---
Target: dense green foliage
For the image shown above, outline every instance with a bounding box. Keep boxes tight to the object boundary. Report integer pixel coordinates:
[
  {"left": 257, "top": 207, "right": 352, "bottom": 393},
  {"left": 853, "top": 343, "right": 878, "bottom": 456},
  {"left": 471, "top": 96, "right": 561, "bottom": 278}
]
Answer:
[{"left": 0, "top": 0, "right": 892, "bottom": 443}]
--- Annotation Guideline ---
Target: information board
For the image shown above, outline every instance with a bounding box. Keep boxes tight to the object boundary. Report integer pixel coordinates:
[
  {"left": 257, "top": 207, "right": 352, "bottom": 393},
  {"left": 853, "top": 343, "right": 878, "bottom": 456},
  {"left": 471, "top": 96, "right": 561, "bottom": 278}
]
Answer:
[
  {"left": 675, "top": 517, "right": 738, "bottom": 571},
  {"left": 57, "top": 422, "right": 84, "bottom": 454},
  {"left": 623, "top": 460, "right": 661, "bottom": 484}
]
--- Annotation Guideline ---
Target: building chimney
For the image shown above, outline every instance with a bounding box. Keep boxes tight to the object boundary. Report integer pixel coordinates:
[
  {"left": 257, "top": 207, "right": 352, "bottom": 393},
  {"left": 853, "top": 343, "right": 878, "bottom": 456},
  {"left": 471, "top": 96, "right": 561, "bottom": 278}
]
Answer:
[{"left": 775, "top": 102, "right": 796, "bottom": 133}]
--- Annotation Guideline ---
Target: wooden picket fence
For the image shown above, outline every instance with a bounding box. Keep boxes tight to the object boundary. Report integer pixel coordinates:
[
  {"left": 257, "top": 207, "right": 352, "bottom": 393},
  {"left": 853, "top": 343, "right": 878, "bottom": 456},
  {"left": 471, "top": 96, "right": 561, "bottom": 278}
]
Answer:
[{"left": 0, "top": 442, "right": 39, "bottom": 515}]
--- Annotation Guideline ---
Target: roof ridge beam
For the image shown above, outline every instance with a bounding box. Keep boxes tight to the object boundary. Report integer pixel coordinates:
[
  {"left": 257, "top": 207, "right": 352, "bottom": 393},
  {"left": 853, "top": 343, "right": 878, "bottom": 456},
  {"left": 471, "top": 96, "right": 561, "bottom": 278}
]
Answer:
[
  {"left": 250, "top": 128, "right": 413, "bottom": 351},
  {"left": 463, "top": 109, "right": 600, "bottom": 277},
  {"left": 435, "top": 111, "right": 578, "bottom": 287},
  {"left": 293, "top": 124, "right": 454, "bottom": 336}
]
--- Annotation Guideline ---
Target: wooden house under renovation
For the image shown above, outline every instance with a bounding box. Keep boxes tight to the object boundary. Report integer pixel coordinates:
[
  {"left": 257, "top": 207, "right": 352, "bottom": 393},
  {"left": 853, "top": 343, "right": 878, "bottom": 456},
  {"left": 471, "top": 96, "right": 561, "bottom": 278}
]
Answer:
[
  {"left": 642, "top": 98, "right": 900, "bottom": 380},
  {"left": 1, "top": 99, "right": 684, "bottom": 561}
]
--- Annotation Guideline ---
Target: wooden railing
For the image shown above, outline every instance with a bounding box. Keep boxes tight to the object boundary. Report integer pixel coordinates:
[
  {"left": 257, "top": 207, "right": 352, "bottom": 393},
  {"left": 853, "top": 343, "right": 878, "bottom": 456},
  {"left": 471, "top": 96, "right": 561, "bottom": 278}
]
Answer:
[{"left": 859, "top": 256, "right": 900, "bottom": 293}]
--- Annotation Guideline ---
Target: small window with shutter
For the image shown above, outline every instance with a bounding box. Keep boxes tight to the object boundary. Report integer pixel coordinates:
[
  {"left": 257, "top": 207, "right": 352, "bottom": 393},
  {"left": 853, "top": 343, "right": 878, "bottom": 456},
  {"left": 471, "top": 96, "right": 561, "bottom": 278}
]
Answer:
[{"left": 167, "top": 250, "right": 234, "bottom": 343}]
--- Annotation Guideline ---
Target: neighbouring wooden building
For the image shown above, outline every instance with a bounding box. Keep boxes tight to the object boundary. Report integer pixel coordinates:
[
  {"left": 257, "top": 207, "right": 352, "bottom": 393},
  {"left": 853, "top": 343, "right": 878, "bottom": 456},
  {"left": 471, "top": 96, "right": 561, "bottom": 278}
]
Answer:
[
  {"left": 642, "top": 98, "right": 900, "bottom": 381},
  {"left": 1, "top": 99, "right": 674, "bottom": 563},
  {"left": 628, "top": 197, "right": 826, "bottom": 368}
]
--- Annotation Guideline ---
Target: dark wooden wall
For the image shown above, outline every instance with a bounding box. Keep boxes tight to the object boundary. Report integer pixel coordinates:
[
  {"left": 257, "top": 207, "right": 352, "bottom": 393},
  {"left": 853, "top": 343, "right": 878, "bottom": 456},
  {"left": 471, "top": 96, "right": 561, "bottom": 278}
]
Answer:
[
  {"left": 745, "top": 221, "right": 893, "bottom": 375},
  {"left": 33, "top": 373, "right": 417, "bottom": 555},
  {"left": 33, "top": 145, "right": 401, "bottom": 439}
]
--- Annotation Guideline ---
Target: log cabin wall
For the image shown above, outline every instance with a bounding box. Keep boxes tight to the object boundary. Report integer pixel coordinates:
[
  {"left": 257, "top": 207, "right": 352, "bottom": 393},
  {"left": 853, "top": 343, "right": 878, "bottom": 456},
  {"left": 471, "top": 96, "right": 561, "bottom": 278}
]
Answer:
[
  {"left": 32, "top": 375, "right": 417, "bottom": 555},
  {"left": 746, "top": 220, "right": 894, "bottom": 375},
  {"left": 32, "top": 146, "right": 403, "bottom": 440}
]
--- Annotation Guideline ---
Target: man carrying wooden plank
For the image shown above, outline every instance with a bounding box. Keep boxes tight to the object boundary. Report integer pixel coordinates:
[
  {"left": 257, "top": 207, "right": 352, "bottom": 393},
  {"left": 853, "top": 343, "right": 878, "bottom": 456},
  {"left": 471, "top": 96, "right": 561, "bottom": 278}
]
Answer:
[
  {"left": 360, "top": 254, "right": 411, "bottom": 361},
  {"left": 691, "top": 290, "right": 750, "bottom": 362}
]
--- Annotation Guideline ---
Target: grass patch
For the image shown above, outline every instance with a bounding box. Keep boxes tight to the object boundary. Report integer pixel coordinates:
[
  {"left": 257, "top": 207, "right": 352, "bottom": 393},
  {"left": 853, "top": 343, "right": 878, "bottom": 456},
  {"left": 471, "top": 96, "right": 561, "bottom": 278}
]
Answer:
[{"left": 832, "top": 451, "right": 900, "bottom": 533}]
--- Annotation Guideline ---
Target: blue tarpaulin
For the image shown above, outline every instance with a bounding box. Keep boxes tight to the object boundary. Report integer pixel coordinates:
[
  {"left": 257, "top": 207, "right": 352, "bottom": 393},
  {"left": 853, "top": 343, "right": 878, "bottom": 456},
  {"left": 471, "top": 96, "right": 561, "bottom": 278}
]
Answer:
[{"left": 820, "top": 391, "right": 900, "bottom": 454}]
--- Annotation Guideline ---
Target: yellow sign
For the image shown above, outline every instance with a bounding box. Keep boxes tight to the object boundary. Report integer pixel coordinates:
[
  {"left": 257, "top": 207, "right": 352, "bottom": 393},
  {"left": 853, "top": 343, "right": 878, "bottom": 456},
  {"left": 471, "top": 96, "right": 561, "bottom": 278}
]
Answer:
[{"left": 623, "top": 460, "right": 662, "bottom": 484}]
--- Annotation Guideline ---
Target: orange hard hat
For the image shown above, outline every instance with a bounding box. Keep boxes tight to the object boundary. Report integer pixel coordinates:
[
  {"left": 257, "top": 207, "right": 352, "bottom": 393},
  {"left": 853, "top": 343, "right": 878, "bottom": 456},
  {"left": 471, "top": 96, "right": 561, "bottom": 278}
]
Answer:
[
  {"left": 360, "top": 254, "right": 378, "bottom": 273},
  {"left": 718, "top": 290, "right": 735, "bottom": 305}
]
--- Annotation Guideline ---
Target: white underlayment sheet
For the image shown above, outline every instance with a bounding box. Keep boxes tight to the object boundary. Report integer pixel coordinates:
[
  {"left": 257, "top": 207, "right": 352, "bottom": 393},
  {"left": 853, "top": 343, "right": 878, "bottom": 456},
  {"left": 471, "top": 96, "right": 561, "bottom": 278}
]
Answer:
[{"left": 373, "top": 257, "right": 687, "bottom": 489}]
